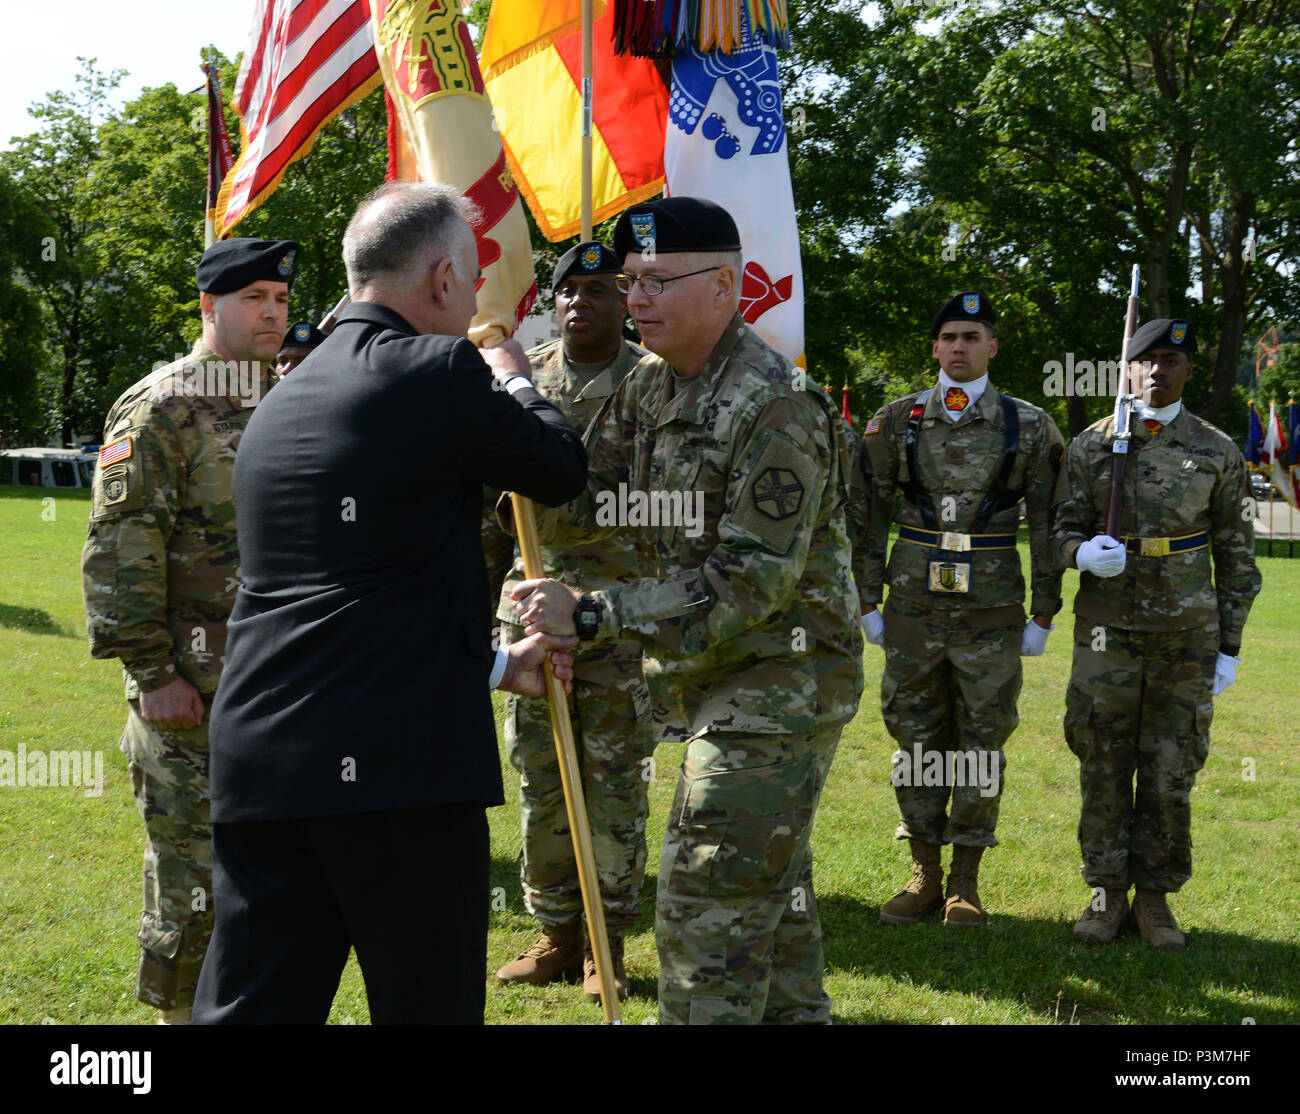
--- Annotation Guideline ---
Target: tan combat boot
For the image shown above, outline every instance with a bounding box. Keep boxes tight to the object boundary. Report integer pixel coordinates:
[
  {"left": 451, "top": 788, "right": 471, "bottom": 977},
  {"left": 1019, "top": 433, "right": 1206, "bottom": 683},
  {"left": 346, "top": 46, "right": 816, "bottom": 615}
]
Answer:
[
  {"left": 495, "top": 921, "right": 583, "bottom": 985},
  {"left": 1073, "top": 887, "right": 1130, "bottom": 943},
  {"left": 582, "top": 935, "right": 629, "bottom": 1004},
  {"left": 156, "top": 1006, "right": 191, "bottom": 1025},
  {"left": 1132, "top": 888, "right": 1186, "bottom": 949},
  {"left": 943, "top": 844, "right": 985, "bottom": 928},
  {"left": 879, "top": 840, "right": 944, "bottom": 924}
]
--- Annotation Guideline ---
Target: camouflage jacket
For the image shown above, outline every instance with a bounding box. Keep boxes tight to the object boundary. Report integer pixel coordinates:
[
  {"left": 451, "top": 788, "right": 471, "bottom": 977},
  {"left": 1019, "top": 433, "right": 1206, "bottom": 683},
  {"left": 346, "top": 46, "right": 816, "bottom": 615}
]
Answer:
[
  {"left": 859, "top": 384, "right": 1065, "bottom": 616},
  {"left": 494, "top": 337, "right": 648, "bottom": 632},
  {"left": 537, "top": 314, "right": 863, "bottom": 740},
  {"left": 82, "top": 340, "right": 272, "bottom": 699},
  {"left": 1051, "top": 407, "right": 1261, "bottom": 653}
]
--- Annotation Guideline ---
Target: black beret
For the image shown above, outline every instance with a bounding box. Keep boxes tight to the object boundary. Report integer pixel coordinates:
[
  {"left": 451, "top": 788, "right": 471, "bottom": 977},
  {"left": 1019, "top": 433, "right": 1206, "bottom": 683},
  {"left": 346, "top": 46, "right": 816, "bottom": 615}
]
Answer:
[
  {"left": 1128, "top": 317, "right": 1196, "bottom": 358},
  {"left": 197, "top": 238, "right": 299, "bottom": 294},
  {"left": 551, "top": 241, "right": 622, "bottom": 292},
  {"left": 930, "top": 291, "right": 996, "bottom": 338},
  {"left": 613, "top": 196, "right": 741, "bottom": 260},
  {"left": 281, "top": 321, "right": 326, "bottom": 349}
]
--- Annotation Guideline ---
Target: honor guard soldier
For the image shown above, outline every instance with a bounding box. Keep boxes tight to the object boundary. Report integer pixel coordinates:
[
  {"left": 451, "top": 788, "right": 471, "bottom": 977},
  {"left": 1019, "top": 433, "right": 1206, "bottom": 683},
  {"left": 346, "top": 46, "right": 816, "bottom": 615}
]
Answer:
[
  {"left": 1053, "top": 317, "right": 1261, "bottom": 947},
  {"left": 275, "top": 320, "right": 326, "bottom": 376},
  {"left": 860, "top": 291, "right": 1065, "bottom": 928},
  {"left": 512, "top": 197, "right": 862, "bottom": 1024},
  {"left": 492, "top": 241, "right": 655, "bottom": 1003},
  {"left": 81, "top": 237, "right": 296, "bottom": 1022}
]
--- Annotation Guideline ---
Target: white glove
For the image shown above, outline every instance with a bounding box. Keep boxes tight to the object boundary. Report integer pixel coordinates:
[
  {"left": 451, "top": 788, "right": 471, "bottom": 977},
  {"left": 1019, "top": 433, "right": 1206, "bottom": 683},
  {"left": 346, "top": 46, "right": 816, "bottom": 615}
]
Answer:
[
  {"left": 1212, "top": 653, "right": 1240, "bottom": 696},
  {"left": 1076, "top": 535, "right": 1127, "bottom": 578},
  {"left": 1021, "top": 619, "right": 1052, "bottom": 656},
  {"left": 861, "top": 609, "right": 885, "bottom": 646}
]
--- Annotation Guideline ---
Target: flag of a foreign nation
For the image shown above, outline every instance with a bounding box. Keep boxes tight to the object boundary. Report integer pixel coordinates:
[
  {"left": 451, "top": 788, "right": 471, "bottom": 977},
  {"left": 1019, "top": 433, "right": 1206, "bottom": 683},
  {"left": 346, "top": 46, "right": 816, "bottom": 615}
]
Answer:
[
  {"left": 216, "top": 0, "right": 381, "bottom": 237},
  {"left": 1245, "top": 402, "right": 1264, "bottom": 465},
  {"left": 481, "top": 0, "right": 668, "bottom": 242},
  {"left": 1261, "top": 402, "right": 1297, "bottom": 509}
]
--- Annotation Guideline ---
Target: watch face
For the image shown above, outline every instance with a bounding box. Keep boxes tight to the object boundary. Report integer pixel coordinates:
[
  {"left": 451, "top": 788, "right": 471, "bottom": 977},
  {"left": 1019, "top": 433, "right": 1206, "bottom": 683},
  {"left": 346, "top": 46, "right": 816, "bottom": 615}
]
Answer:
[{"left": 578, "top": 608, "right": 597, "bottom": 625}]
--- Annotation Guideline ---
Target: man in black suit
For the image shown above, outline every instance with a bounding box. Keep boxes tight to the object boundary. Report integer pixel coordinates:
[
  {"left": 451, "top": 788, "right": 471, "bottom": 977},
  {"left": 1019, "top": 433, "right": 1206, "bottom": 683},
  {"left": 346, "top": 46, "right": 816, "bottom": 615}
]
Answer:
[{"left": 192, "top": 182, "right": 587, "bottom": 1025}]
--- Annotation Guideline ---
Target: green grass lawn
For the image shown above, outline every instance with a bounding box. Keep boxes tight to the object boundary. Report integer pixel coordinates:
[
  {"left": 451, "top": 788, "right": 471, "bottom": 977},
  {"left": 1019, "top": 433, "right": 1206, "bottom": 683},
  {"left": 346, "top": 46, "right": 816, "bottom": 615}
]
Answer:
[{"left": 1, "top": 485, "right": 1297, "bottom": 1025}]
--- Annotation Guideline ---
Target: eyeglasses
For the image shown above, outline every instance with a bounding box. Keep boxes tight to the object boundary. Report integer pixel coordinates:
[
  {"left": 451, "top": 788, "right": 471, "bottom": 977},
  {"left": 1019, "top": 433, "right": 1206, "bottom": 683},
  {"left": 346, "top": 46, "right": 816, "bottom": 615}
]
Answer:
[{"left": 614, "top": 267, "right": 722, "bottom": 296}]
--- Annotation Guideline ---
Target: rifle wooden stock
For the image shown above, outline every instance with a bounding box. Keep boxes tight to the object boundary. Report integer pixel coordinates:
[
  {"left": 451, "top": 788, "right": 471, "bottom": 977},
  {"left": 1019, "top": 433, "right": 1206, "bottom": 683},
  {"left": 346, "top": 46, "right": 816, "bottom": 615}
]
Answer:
[
  {"left": 1105, "top": 266, "right": 1141, "bottom": 538},
  {"left": 509, "top": 492, "right": 621, "bottom": 1023},
  {"left": 317, "top": 291, "right": 352, "bottom": 334}
]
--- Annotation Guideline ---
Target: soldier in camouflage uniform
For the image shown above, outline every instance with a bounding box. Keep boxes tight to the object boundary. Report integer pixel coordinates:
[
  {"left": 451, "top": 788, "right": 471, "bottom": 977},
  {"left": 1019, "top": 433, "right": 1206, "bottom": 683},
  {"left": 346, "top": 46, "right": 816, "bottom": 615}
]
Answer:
[
  {"left": 1052, "top": 317, "right": 1260, "bottom": 947},
  {"left": 859, "top": 292, "right": 1064, "bottom": 928},
  {"left": 512, "top": 198, "right": 863, "bottom": 1025},
  {"left": 491, "top": 242, "right": 654, "bottom": 1002},
  {"left": 81, "top": 238, "right": 295, "bottom": 1022}
]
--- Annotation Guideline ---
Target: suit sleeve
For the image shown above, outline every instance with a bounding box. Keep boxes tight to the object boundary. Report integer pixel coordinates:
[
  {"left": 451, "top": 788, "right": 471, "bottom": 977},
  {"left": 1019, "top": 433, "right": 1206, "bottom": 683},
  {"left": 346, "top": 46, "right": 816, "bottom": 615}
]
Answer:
[
  {"left": 588, "top": 397, "right": 833, "bottom": 658},
  {"left": 80, "top": 400, "right": 184, "bottom": 693},
  {"left": 857, "top": 407, "right": 898, "bottom": 606},
  {"left": 449, "top": 339, "right": 587, "bottom": 506},
  {"left": 1211, "top": 446, "right": 1262, "bottom": 656},
  {"left": 1025, "top": 413, "right": 1066, "bottom": 616}
]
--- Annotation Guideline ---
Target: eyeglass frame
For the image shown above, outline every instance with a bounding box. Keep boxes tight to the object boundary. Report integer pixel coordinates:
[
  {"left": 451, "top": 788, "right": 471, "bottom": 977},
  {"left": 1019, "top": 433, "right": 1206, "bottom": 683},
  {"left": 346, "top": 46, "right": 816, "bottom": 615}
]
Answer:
[{"left": 614, "top": 267, "right": 723, "bottom": 297}]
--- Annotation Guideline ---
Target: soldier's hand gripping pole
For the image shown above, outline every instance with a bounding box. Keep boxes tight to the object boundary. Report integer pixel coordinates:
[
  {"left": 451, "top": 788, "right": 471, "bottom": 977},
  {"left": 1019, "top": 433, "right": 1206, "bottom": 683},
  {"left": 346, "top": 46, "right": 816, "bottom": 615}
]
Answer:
[
  {"left": 509, "top": 492, "right": 622, "bottom": 1024},
  {"left": 1105, "top": 265, "right": 1141, "bottom": 538}
]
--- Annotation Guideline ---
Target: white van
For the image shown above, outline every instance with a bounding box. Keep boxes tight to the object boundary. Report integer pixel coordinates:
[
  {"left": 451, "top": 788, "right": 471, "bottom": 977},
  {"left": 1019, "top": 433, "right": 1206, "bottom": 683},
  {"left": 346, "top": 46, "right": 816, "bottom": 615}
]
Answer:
[{"left": 1, "top": 447, "right": 98, "bottom": 489}]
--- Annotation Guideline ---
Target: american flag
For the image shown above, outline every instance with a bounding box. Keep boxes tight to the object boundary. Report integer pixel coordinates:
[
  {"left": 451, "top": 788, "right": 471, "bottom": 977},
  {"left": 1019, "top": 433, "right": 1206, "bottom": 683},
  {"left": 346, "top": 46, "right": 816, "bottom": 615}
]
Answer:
[{"left": 215, "top": 0, "right": 381, "bottom": 238}]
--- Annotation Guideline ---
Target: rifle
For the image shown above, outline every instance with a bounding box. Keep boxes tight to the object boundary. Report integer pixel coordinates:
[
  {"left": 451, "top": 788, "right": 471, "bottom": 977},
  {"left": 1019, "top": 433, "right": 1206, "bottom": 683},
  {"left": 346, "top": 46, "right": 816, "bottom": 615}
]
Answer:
[
  {"left": 1105, "top": 266, "right": 1141, "bottom": 537},
  {"left": 318, "top": 291, "right": 352, "bottom": 334}
]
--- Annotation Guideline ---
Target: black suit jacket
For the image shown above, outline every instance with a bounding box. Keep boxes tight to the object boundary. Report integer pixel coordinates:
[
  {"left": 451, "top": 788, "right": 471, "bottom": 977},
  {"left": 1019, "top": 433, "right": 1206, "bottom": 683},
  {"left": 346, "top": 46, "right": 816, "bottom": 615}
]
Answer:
[{"left": 208, "top": 303, "right": 586, "bottom": 822}]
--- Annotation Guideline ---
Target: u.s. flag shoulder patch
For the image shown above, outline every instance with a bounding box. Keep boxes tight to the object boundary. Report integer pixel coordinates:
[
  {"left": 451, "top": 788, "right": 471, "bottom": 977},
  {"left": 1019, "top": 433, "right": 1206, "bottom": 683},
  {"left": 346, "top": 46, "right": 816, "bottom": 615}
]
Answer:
[
  {"left": 99, "top": 435, "right": 133, "bottom": 466},
  {"left": 864, "top": 417, "right": 882, "bottom": 435}
]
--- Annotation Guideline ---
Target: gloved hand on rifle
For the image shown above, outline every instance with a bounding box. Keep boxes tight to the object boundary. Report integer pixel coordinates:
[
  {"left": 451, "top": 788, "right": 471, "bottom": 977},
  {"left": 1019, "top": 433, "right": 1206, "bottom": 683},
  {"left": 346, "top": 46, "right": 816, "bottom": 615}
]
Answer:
[{"left": 1076, "top": 534, "right": 1126, "bottom": 578}]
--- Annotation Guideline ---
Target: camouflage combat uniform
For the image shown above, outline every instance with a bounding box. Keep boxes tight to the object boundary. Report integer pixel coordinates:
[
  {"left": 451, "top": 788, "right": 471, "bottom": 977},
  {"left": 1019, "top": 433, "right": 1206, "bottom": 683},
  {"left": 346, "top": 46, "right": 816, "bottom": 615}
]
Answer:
[
  {"left": 536, "top": 314, "right": 863, "bottom": 1024},
  {"left": 491, "top": 337, "right": 656, "bottom": 935},
  {"left": 1052, "top": 409, "right": 1260, "bottom": 891},
  {"left": 860, "top": 386, "right": 1064, "bottom": 846},
  {"left": 81, "top": 341, "right": 269, "bottom": 1011}
]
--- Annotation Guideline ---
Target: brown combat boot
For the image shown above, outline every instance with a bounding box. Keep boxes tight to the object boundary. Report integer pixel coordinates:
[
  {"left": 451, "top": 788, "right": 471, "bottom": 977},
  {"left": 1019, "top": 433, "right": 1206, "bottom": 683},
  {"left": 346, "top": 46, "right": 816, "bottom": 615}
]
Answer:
[
  {"left": 583, "top": 936, "right": 629, "bottom": 1004},
  {"left": 879, "top": 840, "right": 944, "bottom": 924},
  {"left": 156, "top": 1006, "right": 191, "bottom": 1025},
  {"left": 495, "top": 921, "right": 583, "bottom": 985},
  {"left": 1073, "top": 887, "right": 1130, "bottom": 943},
  {"left": 943, "top": 844, "right": 985, "bottom": 928},
  {"left": 1132, "top": 888, "right": 1186, "bottom": 949}
]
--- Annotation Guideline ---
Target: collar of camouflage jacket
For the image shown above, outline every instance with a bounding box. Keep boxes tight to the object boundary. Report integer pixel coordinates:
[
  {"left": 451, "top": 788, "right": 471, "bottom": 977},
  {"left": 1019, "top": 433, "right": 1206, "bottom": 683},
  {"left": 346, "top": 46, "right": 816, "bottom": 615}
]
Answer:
[{"left": 651, "top": 313, "right": 747, "bottom": 429}]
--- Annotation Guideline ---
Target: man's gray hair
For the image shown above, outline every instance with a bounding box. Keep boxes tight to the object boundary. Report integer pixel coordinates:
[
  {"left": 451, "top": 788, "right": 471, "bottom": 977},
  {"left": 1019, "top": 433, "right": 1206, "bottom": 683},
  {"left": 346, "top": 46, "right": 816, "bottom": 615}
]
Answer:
[{"left": 343, "top": 182, "right": 481, "bottom": 288}]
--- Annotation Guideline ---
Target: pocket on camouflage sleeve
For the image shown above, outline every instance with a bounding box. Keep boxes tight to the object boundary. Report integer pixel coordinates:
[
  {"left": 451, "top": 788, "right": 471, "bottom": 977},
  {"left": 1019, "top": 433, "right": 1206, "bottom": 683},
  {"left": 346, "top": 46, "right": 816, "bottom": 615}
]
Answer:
[
  {"left": 669, "top": 751, "right": 817, "bottom": 900},
  {"left": 723, "top": 427, "right": 821, "bottom": 555},
  {"left": 136, "top": 910, "right": 183, "bottom": 961}
]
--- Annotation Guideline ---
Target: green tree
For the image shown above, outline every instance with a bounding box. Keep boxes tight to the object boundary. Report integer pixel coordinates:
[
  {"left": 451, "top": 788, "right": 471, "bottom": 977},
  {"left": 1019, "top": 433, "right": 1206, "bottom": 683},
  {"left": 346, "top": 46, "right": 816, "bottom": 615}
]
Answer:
[{"left": 0, "top": 168, "right": 52, "bottom": 442}]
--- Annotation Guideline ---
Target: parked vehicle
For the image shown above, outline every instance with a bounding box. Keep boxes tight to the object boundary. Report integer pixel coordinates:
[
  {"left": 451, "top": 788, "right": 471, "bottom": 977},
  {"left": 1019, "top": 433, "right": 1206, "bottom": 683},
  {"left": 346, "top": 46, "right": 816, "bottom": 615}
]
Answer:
[{"left": 1, "top": 447, "right": 98, "bottom": 489}]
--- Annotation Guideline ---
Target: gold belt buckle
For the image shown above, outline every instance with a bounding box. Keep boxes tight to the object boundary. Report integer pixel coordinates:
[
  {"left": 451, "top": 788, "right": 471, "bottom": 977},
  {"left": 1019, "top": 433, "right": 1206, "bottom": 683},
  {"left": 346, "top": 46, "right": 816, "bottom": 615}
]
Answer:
[
  {"left": 1139, "top": 537, "right": 1170, "bottom": 557},
  {"left": 938, "top": 531, "right": 970, "bottom": 552}
]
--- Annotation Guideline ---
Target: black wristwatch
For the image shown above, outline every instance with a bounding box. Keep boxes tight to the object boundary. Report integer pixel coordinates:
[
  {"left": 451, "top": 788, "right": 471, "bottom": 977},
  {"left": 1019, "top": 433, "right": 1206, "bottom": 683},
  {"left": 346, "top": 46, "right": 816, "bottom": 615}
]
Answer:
[{"left": 573, "top": 594, "right": 603, "bottom": 641}]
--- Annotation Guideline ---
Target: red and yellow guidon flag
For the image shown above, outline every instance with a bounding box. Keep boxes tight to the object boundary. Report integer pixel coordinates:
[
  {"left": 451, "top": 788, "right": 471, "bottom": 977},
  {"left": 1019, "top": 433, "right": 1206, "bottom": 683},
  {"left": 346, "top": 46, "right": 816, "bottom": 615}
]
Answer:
[
  {"left": 370, "top": 0, "right": 537, "bottom": 346},
  {"left": 481, "top": 0, "right": 668, "bottom": 243}
]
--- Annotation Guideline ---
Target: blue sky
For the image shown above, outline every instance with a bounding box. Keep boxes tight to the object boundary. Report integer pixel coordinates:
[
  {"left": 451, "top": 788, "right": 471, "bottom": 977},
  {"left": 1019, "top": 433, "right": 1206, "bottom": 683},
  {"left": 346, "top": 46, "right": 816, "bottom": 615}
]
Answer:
[{"left": 2, "top": 0, "right": 259, "bottom": 149}]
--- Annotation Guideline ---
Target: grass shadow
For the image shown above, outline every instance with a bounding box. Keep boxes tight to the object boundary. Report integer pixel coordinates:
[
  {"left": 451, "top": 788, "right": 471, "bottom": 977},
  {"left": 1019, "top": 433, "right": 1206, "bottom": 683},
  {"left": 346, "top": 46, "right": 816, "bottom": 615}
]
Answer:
[
  {"left": 0, "top": 602, "right": 72, "bottom": 637},
  {"left": 819, "top": 890, "right": 1300, "bottom": 1025}
]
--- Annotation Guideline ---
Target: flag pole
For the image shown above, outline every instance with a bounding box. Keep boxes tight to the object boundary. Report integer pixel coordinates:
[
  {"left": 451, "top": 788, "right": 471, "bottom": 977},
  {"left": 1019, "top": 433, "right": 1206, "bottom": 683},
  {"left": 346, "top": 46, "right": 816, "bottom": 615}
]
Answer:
[
  {"left": 203, "top": 48, "right": 216, "bottom": 248},
  {"left": 581, "top": 0, "right": 594, "bottom": 240}
]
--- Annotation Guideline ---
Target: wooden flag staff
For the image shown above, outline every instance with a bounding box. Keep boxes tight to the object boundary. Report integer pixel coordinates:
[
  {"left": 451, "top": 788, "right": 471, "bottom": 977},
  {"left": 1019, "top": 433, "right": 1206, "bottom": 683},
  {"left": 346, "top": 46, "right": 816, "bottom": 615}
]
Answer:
[{"left": 509, "top": 493, "right": 621, "bottom": 1022}]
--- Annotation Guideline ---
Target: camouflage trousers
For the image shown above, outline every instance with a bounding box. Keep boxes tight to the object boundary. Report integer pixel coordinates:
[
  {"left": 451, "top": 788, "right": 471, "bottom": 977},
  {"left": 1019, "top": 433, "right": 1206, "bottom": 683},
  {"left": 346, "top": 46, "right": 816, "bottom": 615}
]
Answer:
[
  {"left": 656, "top": 727, "right": 840, "bottom": 1026},
  {"left": 120, "top": 701, "right": 214, "bottom": 1011},
  {"left": 503, "top": 625, "right": 654, "bottom": 936},
  {"left": 1064, "top": 619, "right": 1217, "bottom": 892},
  {"left": 881, "top": 598, "right": 1023, "bottom": 847}
]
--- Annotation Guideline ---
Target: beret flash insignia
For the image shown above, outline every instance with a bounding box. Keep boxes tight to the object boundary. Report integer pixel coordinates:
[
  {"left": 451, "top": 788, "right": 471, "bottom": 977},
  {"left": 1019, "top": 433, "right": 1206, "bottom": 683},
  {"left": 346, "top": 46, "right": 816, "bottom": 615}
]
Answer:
[
  {"left": 581, "top": 246, "right": 602, "bottom": 270},
  {"left": 1171, "top": 322, "right": 1187, "bottom": 344},
  {"left": 630, "top": 212, "right": 656, "bottom": 248},
  {"left": 962, "top": 293, "right": 980, "bottom": 315},
  {"left": 277, "top": 249, "right": 297, "bottom": 277}
]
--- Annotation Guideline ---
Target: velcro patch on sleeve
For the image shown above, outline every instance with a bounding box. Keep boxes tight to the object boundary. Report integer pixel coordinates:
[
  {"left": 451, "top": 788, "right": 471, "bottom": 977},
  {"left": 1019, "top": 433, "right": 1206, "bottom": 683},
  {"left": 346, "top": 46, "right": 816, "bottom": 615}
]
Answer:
[
  {"left": 91, "top": 438, "right": 145, "bottom": 521},
  {"left": 99, "top": 435, "right": 133, "bottom": 466},
  {"left": 725, "top": 427, "right": 822, "bottom": 554},
  {"left": 864, "top": 417, "right": 881, "bottom": 435}
]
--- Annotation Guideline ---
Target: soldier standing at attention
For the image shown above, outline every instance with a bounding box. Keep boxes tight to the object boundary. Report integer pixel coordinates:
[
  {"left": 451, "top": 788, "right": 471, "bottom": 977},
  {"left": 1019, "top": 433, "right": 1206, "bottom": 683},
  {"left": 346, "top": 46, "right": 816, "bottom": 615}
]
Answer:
[
  {"left": 512, "top": 196, "right": 862, "bottom": 1025},
  {"left": 81, "top": 238, "right": 295, "bottom": 1023},
  {"left": 1053, "top": 318, "right": 1260, "bottom": 948},
  {"left": 492, "top": 241, "right": 654, "bottom": 1003},
  {"left": 860, "top": 292, "right": 1064, "bottom": 928}
]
